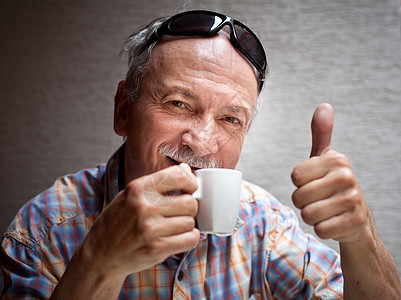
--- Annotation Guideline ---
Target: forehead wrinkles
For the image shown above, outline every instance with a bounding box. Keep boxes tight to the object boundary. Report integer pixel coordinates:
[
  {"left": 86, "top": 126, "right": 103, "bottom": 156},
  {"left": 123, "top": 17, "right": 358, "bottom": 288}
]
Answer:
[{"left": 149, "top": 36, "right": 257, "bottom": 98}]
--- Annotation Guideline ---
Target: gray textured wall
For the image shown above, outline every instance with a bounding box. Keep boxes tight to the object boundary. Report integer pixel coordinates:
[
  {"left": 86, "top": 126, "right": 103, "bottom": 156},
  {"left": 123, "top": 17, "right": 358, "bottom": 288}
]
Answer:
[{"left": 1, "top": 0, "right": 400, "bottom": 292}]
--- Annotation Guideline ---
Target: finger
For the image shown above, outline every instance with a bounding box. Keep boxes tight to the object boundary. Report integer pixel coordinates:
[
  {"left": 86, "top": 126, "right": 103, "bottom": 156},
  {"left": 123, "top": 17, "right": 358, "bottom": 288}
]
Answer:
[
  {"left": 158, "top": 194, "right": 198, "bottom": 217},
  {"left": 299, "top": 190, "right": 355, "bottom": 226},
  {"left": 146, "top": 164, "right": 197, "bottom": 195},
  {"left": 159, "top": 216, "right": 197, "bottom": 236},
  {"left": 292, "top": 178, "right": 334, "bottom": 209},
  {"left": 133, "top": 228, "right": 200, "bottom": 266},
  {"left": 161, "top": 228, "right": 200, "bottom": 250},
  {"left": 154, "top": 228, "right": 200, "bottom": 256},
  {"left": 313, "top": 211, "right": 365, "bottom": 242},
  {"left": 292, "top": 167, "right": 353, "bottom": 208},
  {"left": 292, "top": 150, "right": 350, "bottom": 187},
  {"left": 310, "top": 103, "right": 334, "bottom": 157},
  {"left": 136, "top": 213, "right": 196, "bottom": 242},
  {"left": 291, "top": 156, "right": 328, "bottom": 187}
]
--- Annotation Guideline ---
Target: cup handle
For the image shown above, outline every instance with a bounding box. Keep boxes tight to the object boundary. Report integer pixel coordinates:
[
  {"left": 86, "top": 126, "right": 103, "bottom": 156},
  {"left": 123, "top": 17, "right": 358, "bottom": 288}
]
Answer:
[{"left": 192, "top": 177, "right": 202, "bottom": 199}]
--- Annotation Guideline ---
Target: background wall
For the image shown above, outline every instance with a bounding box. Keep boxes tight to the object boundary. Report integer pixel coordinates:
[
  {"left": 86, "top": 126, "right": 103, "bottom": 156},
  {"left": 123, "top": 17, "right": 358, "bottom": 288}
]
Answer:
[{"left": 1, "top": 0, "right": 400, "bottom": 292}]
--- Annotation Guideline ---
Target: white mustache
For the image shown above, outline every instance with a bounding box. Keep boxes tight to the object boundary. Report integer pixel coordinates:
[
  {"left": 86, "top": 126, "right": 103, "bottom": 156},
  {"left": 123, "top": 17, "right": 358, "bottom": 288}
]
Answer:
[{"left": 158, "top": 144, "right": 221, "bottom": 169}]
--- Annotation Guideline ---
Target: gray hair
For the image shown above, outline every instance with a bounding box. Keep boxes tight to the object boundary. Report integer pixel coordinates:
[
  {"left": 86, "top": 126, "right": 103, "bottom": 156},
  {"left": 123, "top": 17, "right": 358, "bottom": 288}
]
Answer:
[
  {"left": 119, "top": 15, "right": 264, "bottom": 114},
  {"left": 119, "top": 16, "right": 169, "bottom": 100}
]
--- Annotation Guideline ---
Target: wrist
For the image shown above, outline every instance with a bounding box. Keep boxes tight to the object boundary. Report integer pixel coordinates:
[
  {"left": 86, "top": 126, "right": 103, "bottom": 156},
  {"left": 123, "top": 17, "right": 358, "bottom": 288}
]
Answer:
[
  {"left": 74, "top": 237, "right": 127, "bottom": 287},
  {"left": 339, "top": 217, "right": 376, "bottom": 249},
  {"left": 52, "top": 240, "right": 126, "bottom": 299}
]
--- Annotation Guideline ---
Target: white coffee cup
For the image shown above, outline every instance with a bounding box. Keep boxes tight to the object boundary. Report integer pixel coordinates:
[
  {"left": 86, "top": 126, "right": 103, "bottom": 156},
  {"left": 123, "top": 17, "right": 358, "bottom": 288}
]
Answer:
[{"left": 193, "top": 168, "right": 242, "bottom": 234}]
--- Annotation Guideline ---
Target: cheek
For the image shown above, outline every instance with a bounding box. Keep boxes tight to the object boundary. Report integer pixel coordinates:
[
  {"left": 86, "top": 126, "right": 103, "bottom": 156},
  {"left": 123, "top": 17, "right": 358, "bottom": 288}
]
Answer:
[
  {"left": 133, "top": 115, "right": 187, "bottom": 147},
  {"left": 218, "top": 136, "right": 244, "bottom": 168}
]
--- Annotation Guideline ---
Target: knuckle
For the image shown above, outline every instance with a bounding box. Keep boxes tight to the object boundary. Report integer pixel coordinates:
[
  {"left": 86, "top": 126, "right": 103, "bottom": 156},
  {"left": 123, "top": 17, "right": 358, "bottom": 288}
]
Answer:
[
  {"left": 175, "top": 195, "right": 198, "bottom": 215},
  {"left": 123, "top": 190, "right": 147, "bottom": 213},
  {"left": 183, "top": 217, "right": 196, "bottom": 230},
  {"left": 291, "top": 190, "right": 301, "bottom": 208},
  {"left": 125, "top": 179, "right": 145, "bottom": 197},
  {"left": 184, "top": 197, "right": 198, "bottom": 214},
  {"left": 292, "top": 189, "right": 304, "bottom": 209},
  {"left": 191, "top": 230, "right": 201, "bottom": 243},
  {"left": 336, "top": 189, "right": 361, "bottom": 214},
  {"left": 159, "top": 173, "right": 179, "bottom": 191},
  {"left": 172, "top": 164, "right": 193, "bottom": 180},
  {"left": 343, "top": 188, "right": 360, "bottom": 206},
  {"left": 291, "top": 167, "right": 302, "bottom": 186},
  {"left": 139, "top": 218, "right": 153, "bottom": 233},
  {"left": 331, "top": 167, "right": 356, "bottom": 188},
  {"left": 137, "top": 218, "right": 158, "bottom": 242},
  {"left": 145, "top": 239, "right": 167, "bottom": 258},
  {"left": 301, "top": 207, "right": 314, "bottom": 225},
  {"left": 348, "top": 210, "right": 365, "bottom": 228},
  {"left": 341, "top": 168, "right": 356, "bottom": 184},
  {"left": 329, "top": 152, "right": 350, "bottom": 167},
  {"left": 314, "top": 224, "right": 329, "bottom": 240},
  {"left": 186, "top": 229, "right": 201, "bottom": 246}
]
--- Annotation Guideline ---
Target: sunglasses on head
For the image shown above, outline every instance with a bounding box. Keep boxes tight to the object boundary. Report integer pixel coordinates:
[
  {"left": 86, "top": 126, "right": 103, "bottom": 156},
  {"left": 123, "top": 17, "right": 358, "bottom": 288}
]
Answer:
[{"left": 144, "top": 10, "right": 267, "bottom": 93}]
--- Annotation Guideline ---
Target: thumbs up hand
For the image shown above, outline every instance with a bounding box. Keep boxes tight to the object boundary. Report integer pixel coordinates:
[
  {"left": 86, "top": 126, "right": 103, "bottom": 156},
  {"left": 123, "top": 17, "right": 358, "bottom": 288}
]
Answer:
[{"left": 291, "top": 103, "right": 371, "bottom": 243}]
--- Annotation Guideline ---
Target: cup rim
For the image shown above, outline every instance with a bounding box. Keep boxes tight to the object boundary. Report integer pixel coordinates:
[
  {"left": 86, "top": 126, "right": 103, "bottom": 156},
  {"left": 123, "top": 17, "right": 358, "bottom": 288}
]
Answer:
[{"left": 194, "top": 168, "right": 242, "bottom": 175}]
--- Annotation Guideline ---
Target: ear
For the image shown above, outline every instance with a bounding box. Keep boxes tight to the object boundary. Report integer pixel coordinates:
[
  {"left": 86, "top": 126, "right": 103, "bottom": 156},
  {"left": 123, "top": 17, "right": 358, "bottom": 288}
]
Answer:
[{"left": 113, "top": 80, "right": 130, "bottom": 137}]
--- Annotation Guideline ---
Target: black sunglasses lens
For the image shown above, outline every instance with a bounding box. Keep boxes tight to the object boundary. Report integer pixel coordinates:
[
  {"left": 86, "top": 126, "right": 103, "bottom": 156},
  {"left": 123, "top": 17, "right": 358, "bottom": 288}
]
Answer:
[
  {"left": 234, "top": 24, "right": 265, "bottom": 70},
  {"left": 164, "top": 12, "right": 266, "bottom": 80},
  {"left": 169, "top": 13, "right": 223, "bottom": 33}
]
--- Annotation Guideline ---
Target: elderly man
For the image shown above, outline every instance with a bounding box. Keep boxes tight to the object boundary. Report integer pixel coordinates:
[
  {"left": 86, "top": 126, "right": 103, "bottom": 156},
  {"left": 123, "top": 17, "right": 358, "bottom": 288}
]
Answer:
[{"left": 1, "top": 10, "right": 400, "bottom": 299}]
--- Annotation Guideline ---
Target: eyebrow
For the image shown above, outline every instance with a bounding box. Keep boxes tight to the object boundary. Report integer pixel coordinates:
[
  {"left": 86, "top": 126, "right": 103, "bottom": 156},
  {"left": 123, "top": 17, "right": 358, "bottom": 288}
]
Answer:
[
  {"left": 226, "top": 105, "right": 251, "bottom": 123},
  {"left": 169, "top": 89, "right": 197, "bottom": 100}
]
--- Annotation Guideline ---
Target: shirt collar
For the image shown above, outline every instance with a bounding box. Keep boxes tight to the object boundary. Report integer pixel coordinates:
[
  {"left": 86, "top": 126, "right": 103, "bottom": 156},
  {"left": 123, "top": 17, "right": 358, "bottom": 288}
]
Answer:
[{"left": 103, "top": 143, "right": 125, "bottom": 207}]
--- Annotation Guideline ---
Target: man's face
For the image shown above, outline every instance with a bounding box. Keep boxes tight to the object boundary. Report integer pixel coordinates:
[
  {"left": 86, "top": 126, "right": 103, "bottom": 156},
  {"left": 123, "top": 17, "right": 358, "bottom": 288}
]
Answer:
[{"left": 115, "top": 34, "right": 258, "bottom": 182}]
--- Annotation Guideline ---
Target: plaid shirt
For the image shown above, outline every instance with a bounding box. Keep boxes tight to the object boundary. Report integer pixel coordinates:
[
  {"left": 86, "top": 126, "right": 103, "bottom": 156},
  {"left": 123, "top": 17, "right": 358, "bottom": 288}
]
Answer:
[{"left": 1, "top": 145, "right": 343, "bottom": 299}]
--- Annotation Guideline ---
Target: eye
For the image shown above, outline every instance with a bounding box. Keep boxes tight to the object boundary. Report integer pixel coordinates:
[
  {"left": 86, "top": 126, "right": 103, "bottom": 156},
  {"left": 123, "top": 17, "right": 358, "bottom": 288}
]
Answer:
[
  {"left": 224, "top": 116, "right": 241, "bottom": 124},
  {"left": 171, "top": 100, "right": 186, "bottom": 108},
  {"left": 163, "top": 99, "right": 193, "bottom": 115}
]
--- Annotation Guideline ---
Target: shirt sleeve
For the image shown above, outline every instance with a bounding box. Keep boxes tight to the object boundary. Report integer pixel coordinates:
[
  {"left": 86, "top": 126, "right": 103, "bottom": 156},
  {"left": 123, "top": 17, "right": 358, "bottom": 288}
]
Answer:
[
  {"left": 1, "top": 237, "right": 56, "bottom": 299},
  {"left": 266, "top": 205, "right": 343, "bottom": 299}
]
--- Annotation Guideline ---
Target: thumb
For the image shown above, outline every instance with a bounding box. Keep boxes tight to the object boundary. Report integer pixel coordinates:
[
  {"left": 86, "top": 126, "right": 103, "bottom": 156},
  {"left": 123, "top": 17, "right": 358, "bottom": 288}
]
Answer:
[{"left": 310, "top": 103, "right": 334, "bottom": 157}]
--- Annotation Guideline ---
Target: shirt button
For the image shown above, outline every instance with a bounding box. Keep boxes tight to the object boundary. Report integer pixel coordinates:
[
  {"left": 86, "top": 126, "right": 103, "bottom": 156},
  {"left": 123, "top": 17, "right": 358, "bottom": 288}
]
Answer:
[{"left": 177, "top": 271, "right": 184, "bottom": 281}]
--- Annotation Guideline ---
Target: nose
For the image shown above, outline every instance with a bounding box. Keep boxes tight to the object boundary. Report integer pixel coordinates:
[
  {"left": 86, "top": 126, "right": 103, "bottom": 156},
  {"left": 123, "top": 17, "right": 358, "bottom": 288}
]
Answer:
[{"left": 181, "top": 118, "right": 219, "bottom": 157}]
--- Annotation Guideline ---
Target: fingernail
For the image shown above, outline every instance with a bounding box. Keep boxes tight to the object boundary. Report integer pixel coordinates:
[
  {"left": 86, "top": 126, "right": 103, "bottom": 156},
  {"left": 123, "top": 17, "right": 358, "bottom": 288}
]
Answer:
[{"left": 179, "top": 163, "right": 191, "bottom": 172}]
